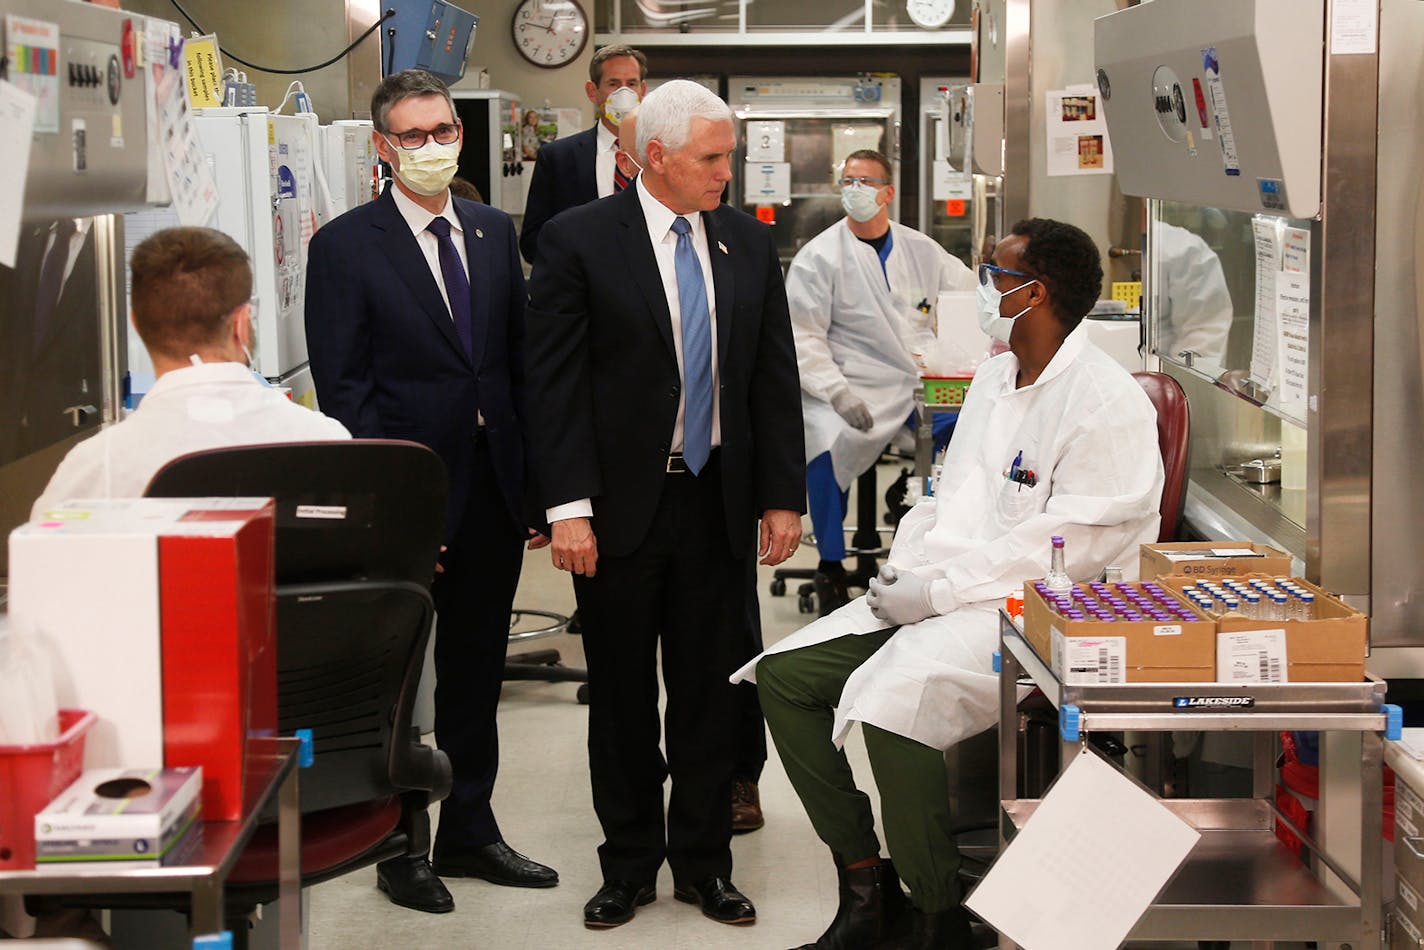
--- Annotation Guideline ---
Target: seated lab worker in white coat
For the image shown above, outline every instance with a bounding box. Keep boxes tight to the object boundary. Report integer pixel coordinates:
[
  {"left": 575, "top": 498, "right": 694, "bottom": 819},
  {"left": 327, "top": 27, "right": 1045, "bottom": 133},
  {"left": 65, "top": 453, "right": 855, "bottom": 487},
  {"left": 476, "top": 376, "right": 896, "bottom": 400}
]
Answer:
[
  {"left": 736, "top": 218, "right": 1164, "bottom": 950},
  {"left": 788, "top": 149, "right": 976, "bottom": 607},
  {"left": 1152, "top": 220, "right": 1233, "bottom": 365},
  {"left": 30, "top": 227, "right": 349, "bottom": 518}
]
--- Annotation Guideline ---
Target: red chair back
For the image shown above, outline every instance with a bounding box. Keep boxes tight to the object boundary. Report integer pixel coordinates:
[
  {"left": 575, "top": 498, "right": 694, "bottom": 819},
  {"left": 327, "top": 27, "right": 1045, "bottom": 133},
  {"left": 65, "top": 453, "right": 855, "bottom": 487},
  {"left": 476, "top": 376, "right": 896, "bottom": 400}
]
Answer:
[{"left": 1132, "top": 371, "right": 1191, "bottom": 542}]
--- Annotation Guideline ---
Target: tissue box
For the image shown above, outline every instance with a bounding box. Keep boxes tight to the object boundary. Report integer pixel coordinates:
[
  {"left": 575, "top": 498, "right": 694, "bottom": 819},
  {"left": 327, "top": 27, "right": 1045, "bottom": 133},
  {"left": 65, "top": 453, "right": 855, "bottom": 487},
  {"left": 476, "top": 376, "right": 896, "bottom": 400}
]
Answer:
[
  {"left": 9, "top": 499, "right": 276, "bottom": 821},
  {"left": 35, "top": 766, "right": 201, "bottom": 867}
]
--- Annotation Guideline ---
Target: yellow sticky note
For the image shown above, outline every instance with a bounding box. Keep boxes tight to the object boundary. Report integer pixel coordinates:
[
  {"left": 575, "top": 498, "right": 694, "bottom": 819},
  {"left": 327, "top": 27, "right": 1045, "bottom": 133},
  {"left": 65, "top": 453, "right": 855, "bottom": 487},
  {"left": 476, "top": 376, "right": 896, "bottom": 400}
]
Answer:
[{"left": 182, "top": 35, "right": 224, "bottom": 108}]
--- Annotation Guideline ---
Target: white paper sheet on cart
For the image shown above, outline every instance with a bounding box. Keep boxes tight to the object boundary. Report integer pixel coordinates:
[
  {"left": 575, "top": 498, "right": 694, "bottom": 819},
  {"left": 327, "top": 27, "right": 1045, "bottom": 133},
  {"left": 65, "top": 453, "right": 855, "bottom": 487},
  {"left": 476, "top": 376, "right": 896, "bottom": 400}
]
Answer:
[{"left": 965, "top": 748, "right": 1200, "bottom": 950}]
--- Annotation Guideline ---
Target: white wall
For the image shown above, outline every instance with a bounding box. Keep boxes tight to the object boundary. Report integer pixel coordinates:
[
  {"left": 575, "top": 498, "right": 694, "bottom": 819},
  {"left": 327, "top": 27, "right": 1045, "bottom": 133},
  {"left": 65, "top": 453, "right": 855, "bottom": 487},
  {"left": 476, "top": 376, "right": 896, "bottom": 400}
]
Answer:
[{"left": 455, "top": 0, "right": 597, "bottom": 128}]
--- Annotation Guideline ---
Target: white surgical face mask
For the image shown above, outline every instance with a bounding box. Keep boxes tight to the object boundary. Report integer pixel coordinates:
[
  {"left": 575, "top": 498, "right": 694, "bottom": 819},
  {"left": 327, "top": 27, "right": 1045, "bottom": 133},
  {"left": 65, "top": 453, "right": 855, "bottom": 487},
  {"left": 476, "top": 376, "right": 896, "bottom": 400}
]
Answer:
[
  {"left": 604, "top": 86, "right": 640, "bottom": 124},
  {"left": 389, "top": 138, "right": 460, "bottom": 196},
  {"left": 976, "top": 278, "right": 1037, "bottom": 343},
  {"left": 840, "top": 182, "right": 883, "bottom": 223}
]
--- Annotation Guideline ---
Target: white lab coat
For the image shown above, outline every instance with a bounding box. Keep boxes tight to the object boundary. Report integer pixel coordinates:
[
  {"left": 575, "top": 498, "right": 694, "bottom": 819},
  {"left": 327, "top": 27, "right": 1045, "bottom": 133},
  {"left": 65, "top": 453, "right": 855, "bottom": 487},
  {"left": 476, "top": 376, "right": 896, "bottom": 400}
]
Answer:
[
  {"left": 31, "top": 362, "right": 350, "bottom": 518},
  {"left": 1153, "top": 221, "right": 1234, "bottom": 363},
  {"left": 788, "top": 219, "right": 976, "bottom": 489},
  {"left": 734, "top": 327, "right": 1165, "bottom": 751}
]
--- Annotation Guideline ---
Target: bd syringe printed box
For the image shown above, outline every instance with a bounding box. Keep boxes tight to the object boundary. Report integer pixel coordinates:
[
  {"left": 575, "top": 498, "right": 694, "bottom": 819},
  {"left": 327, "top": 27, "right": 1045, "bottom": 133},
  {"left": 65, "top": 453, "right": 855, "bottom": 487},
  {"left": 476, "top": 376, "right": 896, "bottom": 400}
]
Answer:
[{"left": 1022, "top": 580, "right": 1216, "bottom": 684}]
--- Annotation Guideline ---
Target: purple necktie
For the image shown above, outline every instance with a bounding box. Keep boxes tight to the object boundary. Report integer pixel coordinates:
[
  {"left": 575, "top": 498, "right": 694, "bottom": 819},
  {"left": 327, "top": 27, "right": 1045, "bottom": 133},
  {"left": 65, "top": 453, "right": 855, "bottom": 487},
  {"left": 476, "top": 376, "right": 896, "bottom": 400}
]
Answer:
[{"left": 426, "top": 216, "right": 472, "bottom": 360}]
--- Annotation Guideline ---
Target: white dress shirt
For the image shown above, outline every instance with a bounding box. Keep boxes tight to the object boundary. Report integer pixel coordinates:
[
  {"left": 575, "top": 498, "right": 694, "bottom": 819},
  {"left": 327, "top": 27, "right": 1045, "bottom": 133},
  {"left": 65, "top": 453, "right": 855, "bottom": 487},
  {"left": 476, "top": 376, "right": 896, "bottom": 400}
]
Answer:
[
  {"left": 389, "top": 185, "right": 483, "bottom": 424},
  {"left": 390, "top": 184, "right": 468, "bottom": 316},
  {"left": 546, "top": 175, "right": 723, "bottom": 524},
  {"left": 594, "top": 122, "right": 619, "bottom": 198}
]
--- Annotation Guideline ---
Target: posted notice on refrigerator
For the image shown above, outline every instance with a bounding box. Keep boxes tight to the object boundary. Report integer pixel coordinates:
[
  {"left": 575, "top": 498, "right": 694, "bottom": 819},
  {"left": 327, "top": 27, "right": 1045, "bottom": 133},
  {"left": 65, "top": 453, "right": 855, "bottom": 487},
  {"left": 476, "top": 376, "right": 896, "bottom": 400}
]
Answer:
[
  {"left": 155, "top": 66, "right": 219, "bottom": 226},
  {"left": 744, "top": 162, "right": 791, "bottom": 205},
  {"left": 745, "top": 121, "right": 786, "bottom": 163},
  {"left": 1044, "top": 86, "right": 1113, "bottom": 177},
  {"left": 0, "top": 80, "right": 37, "bottom": 268},
  {"left": 5, "top": 14, "right": 59, "bottom": 134},
  {"left": 1274, "top": 271, "right": 1310, "bottom": 418}
]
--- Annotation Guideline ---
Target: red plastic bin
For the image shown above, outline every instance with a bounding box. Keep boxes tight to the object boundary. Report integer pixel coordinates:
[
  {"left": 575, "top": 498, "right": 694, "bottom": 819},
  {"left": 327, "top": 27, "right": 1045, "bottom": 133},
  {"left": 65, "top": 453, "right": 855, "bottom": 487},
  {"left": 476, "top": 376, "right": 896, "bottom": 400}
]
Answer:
[{"left": 0, "top": 709, "right": 96, "bottom": 869}]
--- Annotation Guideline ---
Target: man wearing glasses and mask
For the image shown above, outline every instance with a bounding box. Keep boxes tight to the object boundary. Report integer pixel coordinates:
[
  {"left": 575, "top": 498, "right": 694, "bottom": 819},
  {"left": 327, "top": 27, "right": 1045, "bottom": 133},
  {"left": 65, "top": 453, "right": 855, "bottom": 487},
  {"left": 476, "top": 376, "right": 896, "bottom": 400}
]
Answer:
[
  {"left": 305, "top": 69, "right": 557, "bottom": 915},
  {"left": 737, "top": 219, "right": 1164, "bottom": 949},
  {"left": 784, "top": 149, "right": 976, "bottom": 612}
]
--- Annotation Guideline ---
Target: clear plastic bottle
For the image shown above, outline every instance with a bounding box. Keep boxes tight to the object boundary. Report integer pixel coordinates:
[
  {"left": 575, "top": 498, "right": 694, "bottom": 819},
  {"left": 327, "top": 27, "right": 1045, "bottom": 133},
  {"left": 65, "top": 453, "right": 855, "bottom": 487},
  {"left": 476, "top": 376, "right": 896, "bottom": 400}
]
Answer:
[
  {"left": 1269, "top": 592, "right": 1288, "bottom": 621},
  {"left": 1045, "top": 535, "right": 1073, "bottom": 595},
  {"left": 1298, "top": 591, "right": 1316, "bottom": 621}
]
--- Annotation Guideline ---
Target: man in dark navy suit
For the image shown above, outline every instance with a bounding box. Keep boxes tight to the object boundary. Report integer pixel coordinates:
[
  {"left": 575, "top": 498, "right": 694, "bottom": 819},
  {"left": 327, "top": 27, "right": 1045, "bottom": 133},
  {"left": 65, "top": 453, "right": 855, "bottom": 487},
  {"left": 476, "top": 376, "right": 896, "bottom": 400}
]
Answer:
[
  {"left": 305, "top": 69, "right": 556, "bottom": 915},
  {"left": 524, "top": 80, "right": 804, "bottom": 930},
  {"left": 518, "top": 44, "right": 646, "bottom": 265}
]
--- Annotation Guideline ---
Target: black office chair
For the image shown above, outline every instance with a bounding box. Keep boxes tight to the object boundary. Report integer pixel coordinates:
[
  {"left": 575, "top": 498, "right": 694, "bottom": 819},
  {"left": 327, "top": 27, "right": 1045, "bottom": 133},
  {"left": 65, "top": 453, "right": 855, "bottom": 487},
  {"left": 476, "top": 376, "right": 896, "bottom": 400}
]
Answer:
[{"left": 143, "top": 441, "right": 453, "bottom": 942}]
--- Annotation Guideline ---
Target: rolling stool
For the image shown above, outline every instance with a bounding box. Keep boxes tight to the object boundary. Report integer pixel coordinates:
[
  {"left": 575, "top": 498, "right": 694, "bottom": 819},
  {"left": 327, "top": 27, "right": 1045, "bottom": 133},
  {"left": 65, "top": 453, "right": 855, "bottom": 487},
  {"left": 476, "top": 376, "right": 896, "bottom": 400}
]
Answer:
[
  {"left": 504, "top": 609, "right": 589, "bottom": 704},
  {"left": 769, "top": 462, "right": 892, "bottom": 617}
]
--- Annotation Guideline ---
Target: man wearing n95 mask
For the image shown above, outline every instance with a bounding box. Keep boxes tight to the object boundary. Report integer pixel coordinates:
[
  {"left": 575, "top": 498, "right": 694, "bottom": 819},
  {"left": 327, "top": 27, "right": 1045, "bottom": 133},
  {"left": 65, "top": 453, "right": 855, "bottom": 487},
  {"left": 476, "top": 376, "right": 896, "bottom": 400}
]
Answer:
[
  {"left": 785, "top": 149, "right": 975, "bottom": 611},
  {"left": 519, "top": 44, "right": 648, "bottom": 264},
  {"left": 736, "top": 219, "right": 1163, "bottom": 949}
]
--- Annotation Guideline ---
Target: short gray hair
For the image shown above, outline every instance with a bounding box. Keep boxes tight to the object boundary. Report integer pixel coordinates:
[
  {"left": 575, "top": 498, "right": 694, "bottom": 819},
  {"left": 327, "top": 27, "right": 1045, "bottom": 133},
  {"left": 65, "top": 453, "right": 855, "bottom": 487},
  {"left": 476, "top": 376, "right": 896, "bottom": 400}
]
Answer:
[
  {"left": 636, "top": 80, "right": 732, "bottom": 158},
  {"left": 371, "top": 69, "right": 456, "bottom": 133}
]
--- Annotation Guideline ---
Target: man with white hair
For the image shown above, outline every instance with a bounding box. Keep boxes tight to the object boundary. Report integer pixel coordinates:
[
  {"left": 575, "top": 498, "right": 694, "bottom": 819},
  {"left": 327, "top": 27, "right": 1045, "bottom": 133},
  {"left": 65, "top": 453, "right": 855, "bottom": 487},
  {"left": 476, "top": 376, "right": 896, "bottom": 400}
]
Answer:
[{"left": 523, "top": 80, "right": 805, "bottom": 930}]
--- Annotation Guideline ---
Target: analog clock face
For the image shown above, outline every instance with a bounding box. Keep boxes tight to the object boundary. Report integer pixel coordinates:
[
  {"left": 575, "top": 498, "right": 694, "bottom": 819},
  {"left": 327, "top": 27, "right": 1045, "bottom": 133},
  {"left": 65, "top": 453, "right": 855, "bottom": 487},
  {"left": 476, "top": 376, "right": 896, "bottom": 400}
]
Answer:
[
  {"left": 512, "top": 0, "right": 589, "bottom": 69},
  {"left": 905, "top": 0, "right": 955, "bottom": 29}
]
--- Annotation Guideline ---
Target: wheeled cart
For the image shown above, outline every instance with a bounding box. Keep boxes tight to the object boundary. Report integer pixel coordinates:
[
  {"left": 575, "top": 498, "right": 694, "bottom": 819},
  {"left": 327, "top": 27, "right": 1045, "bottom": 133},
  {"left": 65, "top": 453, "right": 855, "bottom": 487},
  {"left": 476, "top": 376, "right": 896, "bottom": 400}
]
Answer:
[{"left": 994, "top": 612, "right": 1399, "bottom": 949}]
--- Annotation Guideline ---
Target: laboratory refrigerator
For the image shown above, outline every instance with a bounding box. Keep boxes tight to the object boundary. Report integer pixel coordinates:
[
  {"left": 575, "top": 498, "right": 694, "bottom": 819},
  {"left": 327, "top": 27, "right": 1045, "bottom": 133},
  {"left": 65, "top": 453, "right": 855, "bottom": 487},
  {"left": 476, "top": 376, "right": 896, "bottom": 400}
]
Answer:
[{"left": 729, "top": 76, "right": 901, "bottom": 268}]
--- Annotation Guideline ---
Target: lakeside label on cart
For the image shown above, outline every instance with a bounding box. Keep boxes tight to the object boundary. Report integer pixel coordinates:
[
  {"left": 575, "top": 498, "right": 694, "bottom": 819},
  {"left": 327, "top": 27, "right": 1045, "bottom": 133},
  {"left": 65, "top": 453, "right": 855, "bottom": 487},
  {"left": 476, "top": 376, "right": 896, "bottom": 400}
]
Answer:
[{"left": 1172, "top": 696, "right": 1255, "bottom": 709}]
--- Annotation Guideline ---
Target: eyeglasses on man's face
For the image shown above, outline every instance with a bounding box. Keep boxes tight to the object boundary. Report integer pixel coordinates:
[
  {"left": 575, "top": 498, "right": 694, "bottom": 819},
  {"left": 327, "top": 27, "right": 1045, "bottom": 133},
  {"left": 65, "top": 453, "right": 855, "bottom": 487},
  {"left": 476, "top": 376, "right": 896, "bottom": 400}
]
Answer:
[
  {"left": 385, "top": 121, "right": 462, "bottom": 150},
  {"left": 837, "top": 176, "right": 889, "bottom": 188},
  {"left": 977, "top": 262, "right": 1036, "bottom": 287}
]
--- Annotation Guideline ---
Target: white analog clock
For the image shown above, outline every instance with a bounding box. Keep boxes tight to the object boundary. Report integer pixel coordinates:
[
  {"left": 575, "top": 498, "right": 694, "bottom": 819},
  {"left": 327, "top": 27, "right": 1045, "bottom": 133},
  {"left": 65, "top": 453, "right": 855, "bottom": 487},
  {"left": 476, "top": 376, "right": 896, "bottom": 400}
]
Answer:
[
  {"left": 905, "top": 0, "right": 955, "bottom": 29},
  {"left": 511, "top": 0, "right": 589, "bottom": 69}
]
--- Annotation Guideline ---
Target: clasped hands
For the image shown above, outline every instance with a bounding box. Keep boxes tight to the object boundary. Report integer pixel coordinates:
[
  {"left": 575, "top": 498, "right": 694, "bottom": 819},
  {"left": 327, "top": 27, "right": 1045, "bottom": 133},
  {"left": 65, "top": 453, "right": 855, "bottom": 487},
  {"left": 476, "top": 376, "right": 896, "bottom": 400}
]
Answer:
[{"left": 866, "top": 564, "right": 937, "bottom": 626}]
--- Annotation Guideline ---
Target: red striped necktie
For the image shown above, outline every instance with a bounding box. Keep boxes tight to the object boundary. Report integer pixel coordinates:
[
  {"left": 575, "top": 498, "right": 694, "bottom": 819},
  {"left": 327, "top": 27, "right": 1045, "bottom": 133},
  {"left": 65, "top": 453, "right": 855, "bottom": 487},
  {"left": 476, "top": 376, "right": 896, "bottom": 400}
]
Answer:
[{"left": 613, "top": 139, "right": 631, "bottom": 193}]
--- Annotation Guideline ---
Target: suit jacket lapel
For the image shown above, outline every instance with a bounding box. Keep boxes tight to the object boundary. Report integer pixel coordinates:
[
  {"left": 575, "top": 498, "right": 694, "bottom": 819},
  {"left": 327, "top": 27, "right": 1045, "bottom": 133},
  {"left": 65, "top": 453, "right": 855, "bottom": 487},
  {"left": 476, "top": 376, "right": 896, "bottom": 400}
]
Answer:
[
  {"left": 371, "top": 189, "right": 470, "bottom": 367},
  {"left": 577, "top": 127, "right": 599, "bottom": 203},
  {"left": 616, "top": 188, "right": 676, "bottom": 360},
  {"left": 703, "top": 209, "right": 735, "bottom": 365},
  {"left": 453, "top": 200, "right": 489, "bottom": 372}
]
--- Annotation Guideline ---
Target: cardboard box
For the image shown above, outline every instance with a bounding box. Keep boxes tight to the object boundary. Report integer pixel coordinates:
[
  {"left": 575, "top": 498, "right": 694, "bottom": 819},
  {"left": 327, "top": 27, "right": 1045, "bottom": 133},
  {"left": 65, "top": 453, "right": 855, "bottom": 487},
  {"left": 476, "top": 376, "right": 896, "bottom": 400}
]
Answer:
[
  {"left": 1022, "top": 582, "right": 1216, "bottom": 683},
  {"left": 9, "top": 499, "right": 276, "bottom": 821},
  {"left": 1157, "top": 574, "right": 1367, "bottom": 682},
  {"left": 35, "top": 767, "right": 201, "bottom": 867},
  {"left": 1139, "top": 541, "right": 1292, "bottom": 581}
]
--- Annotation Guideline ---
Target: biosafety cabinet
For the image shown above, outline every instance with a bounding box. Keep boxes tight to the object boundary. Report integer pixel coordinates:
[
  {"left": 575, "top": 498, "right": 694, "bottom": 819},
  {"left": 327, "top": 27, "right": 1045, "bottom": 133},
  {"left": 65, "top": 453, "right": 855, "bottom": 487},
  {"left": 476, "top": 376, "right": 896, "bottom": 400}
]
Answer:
[{"left": 1096, "top": 0, "right": 1424, "bottom": 678}]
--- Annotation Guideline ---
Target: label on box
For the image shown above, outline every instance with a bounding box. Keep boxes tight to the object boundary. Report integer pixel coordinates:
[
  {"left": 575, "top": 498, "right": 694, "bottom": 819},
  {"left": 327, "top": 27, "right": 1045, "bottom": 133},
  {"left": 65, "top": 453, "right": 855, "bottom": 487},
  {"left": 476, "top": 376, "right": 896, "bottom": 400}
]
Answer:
[
  {"left": 1399, "top": 783, "right": 1424, "bottom": 838},
  {"left": 1052, "top": 629, "right": 1126, "bottom": 684},
  {"left": 1403, "top": 878, "right": 1421, "bottom": 914},
  {"left": 1216, "top": 629, "right": 1288, "bottom": 683},
  {"left": 1399, "top": 910, "right": 1423, "bottom": 944},
  {"left": 1153, "top": 625, "right": 1182, "bottom": 637}
]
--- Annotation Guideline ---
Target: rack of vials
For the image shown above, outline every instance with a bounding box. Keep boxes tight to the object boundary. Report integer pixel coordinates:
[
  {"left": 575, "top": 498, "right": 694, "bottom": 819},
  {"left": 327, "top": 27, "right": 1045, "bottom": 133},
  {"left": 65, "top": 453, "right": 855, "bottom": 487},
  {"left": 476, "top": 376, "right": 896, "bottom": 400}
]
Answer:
[{"left": 1178, "top": 577, "right": 1316, "bottom": 621}]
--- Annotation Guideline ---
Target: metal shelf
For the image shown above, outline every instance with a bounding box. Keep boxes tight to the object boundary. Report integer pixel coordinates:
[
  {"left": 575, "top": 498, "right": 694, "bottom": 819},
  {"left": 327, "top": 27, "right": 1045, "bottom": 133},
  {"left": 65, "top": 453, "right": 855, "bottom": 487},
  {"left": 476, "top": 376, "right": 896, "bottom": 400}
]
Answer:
[{"left": 995, "top": 611, "right": 1387, "bottom": 949}]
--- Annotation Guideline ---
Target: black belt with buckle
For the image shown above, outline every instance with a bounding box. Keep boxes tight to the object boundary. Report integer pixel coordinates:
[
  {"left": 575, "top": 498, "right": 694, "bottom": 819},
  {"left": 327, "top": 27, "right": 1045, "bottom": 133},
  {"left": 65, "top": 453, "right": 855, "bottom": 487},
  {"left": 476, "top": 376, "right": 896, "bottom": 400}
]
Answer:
[{"left": 666, "top": 453, "right": 690, "bottom": 474}]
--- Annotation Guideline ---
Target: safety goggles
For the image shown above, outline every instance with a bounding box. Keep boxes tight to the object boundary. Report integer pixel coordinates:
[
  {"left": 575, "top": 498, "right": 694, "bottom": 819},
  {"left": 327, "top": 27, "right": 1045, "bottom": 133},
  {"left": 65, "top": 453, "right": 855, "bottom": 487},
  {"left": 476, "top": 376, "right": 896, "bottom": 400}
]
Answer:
[
  {"left": 978, "top": 262, "right": 1036, "bottom": 287},
  {"left": 837, "top": 175, "right": 890, "bottom": 188}
]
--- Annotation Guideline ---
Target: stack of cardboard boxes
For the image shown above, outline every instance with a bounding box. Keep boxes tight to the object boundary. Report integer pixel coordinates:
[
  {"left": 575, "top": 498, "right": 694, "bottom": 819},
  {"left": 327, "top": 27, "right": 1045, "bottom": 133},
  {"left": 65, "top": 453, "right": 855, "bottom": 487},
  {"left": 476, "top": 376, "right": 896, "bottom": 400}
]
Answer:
[{"left": 1022, "top": 542, "right": 1367, "bottom": 685}]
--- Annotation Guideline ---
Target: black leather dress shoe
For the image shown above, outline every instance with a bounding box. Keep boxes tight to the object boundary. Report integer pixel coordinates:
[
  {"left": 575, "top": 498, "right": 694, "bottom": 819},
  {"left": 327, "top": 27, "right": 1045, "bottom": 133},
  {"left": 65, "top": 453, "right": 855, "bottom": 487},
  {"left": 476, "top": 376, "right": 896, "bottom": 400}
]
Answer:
[
  {"left": 432, "top": 841, "right": 559, "bottom": 888},
  {"left": 583, "top": 880, "right": 656, "bottom": 928},
  {"left": 674, "top": 876, "right": 757, "bottom": 925},
  {"left": 376, "top": 855, "right": 454, "bottom": 914}
]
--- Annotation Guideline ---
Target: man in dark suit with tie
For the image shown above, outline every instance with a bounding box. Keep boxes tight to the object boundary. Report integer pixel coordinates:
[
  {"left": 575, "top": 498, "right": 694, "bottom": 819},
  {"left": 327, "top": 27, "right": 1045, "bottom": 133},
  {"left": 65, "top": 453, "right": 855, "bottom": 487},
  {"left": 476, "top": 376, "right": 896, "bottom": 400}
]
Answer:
[
  {"left": 518, "top": 44, "right": 646, "bottom": 265},
  {"left": 523, "top": 80, "right": 805, "bottom": 930},
  {"left": 304, "top": 69, "right": 556, "bottom": 915}
]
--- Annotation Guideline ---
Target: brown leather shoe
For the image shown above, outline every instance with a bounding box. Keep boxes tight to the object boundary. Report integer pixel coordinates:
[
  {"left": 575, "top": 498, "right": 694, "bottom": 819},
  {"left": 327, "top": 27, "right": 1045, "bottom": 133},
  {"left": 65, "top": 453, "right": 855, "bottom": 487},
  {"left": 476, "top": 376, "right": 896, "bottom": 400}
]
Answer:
[{"left": 731, "top": 779, "right": 765, "bottom": 833}]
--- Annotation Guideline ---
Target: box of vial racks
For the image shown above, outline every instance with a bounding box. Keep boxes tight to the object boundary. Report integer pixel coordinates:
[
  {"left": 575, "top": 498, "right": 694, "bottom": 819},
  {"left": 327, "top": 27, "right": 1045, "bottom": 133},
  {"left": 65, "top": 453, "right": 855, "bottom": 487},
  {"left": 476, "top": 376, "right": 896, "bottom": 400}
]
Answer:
[
  {"left": 1022, "top": 580, "right": 1216, "bottom": 684},
  {"left": 1155, "top": 574, "right": 1366, "bottom": 683},
  {"left": 8, "top": 499, "right": 277, "bottom": 821},
  {"left": 35, "top": 766, "right": 202, "bottom": 868},
  {"left": 1139, "top": 541, "right": 1292, "bottom": 581}
]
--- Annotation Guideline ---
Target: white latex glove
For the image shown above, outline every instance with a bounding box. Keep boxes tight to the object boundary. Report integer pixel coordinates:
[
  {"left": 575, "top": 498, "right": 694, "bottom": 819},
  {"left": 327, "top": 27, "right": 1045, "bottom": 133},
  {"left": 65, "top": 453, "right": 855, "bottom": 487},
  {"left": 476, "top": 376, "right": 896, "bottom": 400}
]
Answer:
[
  {"left": 866, "top": 564, "right": 937, "bottom": 626},
  {"left": 830, "top": 387, "right": 874, "bottom": 431}
]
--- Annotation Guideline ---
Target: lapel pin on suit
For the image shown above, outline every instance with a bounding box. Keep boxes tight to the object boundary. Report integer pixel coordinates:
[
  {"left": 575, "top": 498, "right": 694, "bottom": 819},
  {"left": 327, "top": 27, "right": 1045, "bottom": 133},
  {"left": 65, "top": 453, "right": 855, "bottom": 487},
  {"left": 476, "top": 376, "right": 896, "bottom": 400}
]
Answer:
[
  {"left": 717, "top": 241, "right": 728, "bottom": 255},
  {"left": 475, "top": 228, "right": 484, "bottom": 238}
]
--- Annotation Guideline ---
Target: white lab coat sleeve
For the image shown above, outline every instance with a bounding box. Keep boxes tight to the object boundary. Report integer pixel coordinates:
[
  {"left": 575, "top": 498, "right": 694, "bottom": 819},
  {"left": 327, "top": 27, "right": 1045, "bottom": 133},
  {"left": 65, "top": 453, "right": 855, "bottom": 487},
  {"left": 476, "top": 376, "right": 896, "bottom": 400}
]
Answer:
[
  {"left": 936, "top": 245, "right": 978, "bottom": 294},
  {"left": 786, "top": 247, "right": 851, "bottom": 402},
  {"left": 922, "top": 396, "right": 1163, "bottom": 610}
]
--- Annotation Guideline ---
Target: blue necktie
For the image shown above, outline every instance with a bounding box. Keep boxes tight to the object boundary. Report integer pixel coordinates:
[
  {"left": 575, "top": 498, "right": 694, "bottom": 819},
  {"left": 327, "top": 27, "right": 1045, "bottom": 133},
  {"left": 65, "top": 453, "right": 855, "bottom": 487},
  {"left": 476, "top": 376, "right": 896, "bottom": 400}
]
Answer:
[
  {"left": 671, "top": 216, "right": 712, "bottom": 475},
  {"left": 427, "top": 216, "right": 473, "bottom": 360}
]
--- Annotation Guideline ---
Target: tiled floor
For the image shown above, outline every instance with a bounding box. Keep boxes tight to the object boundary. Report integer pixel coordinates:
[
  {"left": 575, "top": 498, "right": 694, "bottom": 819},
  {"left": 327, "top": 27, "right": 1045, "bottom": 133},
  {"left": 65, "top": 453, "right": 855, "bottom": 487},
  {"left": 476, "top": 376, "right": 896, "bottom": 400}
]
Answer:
[{"left": 307, "top": 515, "right": 870, "bottom": 949}]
